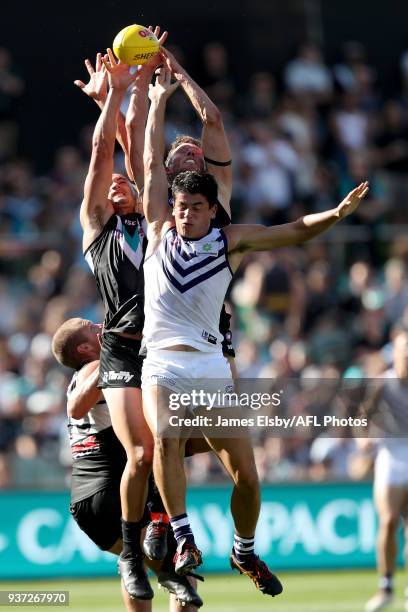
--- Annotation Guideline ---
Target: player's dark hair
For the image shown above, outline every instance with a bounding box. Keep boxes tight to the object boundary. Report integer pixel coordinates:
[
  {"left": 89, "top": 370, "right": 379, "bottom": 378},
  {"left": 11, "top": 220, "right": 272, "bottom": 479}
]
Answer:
[
  {"left": 172, "top": 171, "right": 218, "bottom": 207},
  {"left": 165, "top": 135, "right": 202, "bottom": 167},
  {"left": 52, "top": 318, "right": 89, "bottom": 369}
]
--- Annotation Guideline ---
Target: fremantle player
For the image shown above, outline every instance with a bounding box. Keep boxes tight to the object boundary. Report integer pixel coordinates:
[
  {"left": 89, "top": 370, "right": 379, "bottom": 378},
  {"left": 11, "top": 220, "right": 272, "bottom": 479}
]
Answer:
[
  {"left": 51, "top": 317, "right": 203, "bottom": 611},
  {"left": 141, "top": 65, "right": 369, "bottom": 602},
  {"left": 363, "top": 327, "right": 408, "bottom": 612},
  {"left": 160, "top": 47, "right": 236, "bottom": 372}
]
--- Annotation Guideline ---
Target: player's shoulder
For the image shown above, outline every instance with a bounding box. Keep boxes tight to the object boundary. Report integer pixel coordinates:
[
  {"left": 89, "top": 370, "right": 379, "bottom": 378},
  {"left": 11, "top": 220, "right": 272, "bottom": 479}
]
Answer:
[{"left": 222, "top": 223, "right": 243, "bottom": 241}]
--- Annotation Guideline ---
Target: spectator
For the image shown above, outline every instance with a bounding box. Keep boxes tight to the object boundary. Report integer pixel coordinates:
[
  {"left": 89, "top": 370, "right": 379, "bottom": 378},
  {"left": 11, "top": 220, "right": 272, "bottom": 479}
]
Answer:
[{"left": 284, "top": 43, "right": 333, "bottom": 101}]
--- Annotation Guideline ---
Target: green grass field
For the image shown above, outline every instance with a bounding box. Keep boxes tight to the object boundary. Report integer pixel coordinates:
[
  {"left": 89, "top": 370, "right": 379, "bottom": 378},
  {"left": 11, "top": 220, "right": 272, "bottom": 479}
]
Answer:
[{"left": 1, "top": 570, "right": 407, "bottom": 612}]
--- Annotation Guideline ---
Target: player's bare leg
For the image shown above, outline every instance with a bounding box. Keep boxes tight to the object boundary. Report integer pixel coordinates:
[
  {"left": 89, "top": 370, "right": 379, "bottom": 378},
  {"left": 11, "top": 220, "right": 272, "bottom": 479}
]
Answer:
[
  {"left": 143, "top": 385, "right": 203, "bottom": 576},
  {"left": 104, "top": 388, "right": 153, "bottom": 520},
  {"left": 104, "top": 387, "right": 154, "bottom": 600},
  {"left": 365, "top": 485, "right": 407, "bottom": 611},
  {"left": 207, "top": 435, "right": 260, "bottom": 534},
  {"left": 143, "top": 385, "right": 187, "bottom": 516},
  {"left": 205, "top": 431, "right": 282, "bottom": 597}
]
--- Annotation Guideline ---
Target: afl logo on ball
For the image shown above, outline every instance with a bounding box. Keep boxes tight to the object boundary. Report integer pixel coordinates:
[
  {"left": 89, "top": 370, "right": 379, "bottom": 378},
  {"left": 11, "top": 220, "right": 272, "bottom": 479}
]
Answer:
[{"left": 139, "top": 30, "right": 148, "bottom": 37}]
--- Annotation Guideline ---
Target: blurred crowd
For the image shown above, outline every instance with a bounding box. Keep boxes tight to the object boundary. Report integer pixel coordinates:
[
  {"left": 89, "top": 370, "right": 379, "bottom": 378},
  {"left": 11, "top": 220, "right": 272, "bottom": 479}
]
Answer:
[{"left": 1, "top": 39, "right": 408, "bottom": 489}]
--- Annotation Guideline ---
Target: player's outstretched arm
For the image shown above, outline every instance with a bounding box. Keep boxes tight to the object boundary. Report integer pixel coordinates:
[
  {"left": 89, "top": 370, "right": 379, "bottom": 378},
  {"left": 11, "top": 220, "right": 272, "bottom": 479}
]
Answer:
[
  {"left": 226, "top": 182, "right": 369, "bottom": 261},
  {"left": 80, "top": 51, "right": 134, "bottom": 252},
  {"left": 67, "top": 360, "right": 102, "bottom": 419},
  {"left": 126, "top": 26, "right": 167, "bottom": 193},
  {"left": 74, "top": 53, "right": 132, "bottom": 177},
  {"left": 143, "top": 65, "right": 179, "bottom": 245},
  {"left": 162, "top": 47, "right": 232, "bottom": 218}
]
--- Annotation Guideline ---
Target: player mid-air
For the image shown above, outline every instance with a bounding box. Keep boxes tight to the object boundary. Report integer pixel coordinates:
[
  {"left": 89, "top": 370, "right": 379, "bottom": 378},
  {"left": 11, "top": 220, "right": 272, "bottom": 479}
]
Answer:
[
  {"left": 140, "top": 64, "right": 369, "bottom": 604},
  {"left": 76, "top": 30, "right": 239, "bottom": 599},
  {"left": 79, "top": 44, "right": 165, "bottom": 599}
]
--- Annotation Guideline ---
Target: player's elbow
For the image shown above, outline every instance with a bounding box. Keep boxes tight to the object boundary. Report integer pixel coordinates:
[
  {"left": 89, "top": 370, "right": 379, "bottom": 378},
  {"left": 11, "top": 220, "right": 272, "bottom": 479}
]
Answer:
[
  {"left": 125, "top": 114, "right": 137, "bottom": 131},
  {"left": 292, "top": 218, "right": 311, "bottom": 242},
  {"left": 202, "top": 105, "right": 222, "bottom": 126},
  {"left": 67, "top": 401, "right": 87, "bottom": 420},
  {"left": 143, "top": 151, "right": 162, "bottom": 171}
]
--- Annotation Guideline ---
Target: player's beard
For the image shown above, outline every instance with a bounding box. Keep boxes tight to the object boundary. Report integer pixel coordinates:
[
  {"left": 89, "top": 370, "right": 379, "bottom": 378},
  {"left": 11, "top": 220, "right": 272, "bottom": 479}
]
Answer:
[{"left": 168, "top": 159, "right": 204, "bottom": 184}]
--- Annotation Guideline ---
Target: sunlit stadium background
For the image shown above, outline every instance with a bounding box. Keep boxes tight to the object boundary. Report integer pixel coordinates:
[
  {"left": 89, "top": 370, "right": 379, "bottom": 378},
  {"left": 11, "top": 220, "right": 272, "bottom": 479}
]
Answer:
[{"left": 1, "top": 1, "right": 408, "bottom": 609}]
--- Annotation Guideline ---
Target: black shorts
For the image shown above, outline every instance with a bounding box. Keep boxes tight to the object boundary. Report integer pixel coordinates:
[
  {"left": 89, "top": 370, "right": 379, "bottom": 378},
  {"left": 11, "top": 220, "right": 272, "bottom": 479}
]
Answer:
[
  {"left": 70, "top": 487, "right": 121, "bottom": 551},
  {"left": 99, "top": 333, "right": 144, "bottom": 388},
  {"left": 70, "top": 486, "right": 151, "bottom": 551}
]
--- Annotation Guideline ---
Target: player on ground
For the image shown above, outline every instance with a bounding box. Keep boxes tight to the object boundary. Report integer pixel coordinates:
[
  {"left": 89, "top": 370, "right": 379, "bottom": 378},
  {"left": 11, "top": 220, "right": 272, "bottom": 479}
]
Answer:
[
  {"left": 51, "top": 317, "right": 203, "bottom": 611},
  {"left": 79, "top": 44, "right": 166, "bottom": 599},
  {"left": 362, "top": 327, "right": 408, "bottom": 612},
  {"left": 141, "top": 65, "right": 369, "bottom": 602}
]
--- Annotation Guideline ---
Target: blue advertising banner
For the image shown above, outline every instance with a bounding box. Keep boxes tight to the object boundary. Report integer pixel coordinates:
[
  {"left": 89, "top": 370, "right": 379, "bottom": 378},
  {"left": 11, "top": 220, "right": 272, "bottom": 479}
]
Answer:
[{"left": 0, "top": 483, "right": 389, "bottom": 579}]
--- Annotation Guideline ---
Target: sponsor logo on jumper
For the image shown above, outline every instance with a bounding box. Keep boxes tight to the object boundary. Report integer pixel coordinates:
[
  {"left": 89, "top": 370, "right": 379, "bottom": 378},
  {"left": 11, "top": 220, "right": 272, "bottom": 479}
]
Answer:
[
  {"left": 202, "top": 330, "right": 217, "bottom": 345},
  {"left": 202, "top": 243, "right": 212, "bottom": 252},
  {"left": 102, "top": 370, "right": 134, "bottom": 383},
  {"left": 123, "top": 220, "right": 145, "bottom": 237}
]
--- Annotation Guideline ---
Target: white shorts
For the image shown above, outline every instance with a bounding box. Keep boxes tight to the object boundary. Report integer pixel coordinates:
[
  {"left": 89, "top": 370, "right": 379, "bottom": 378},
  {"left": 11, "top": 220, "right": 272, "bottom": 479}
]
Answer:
[
  {"left": 374, "top": 444, "right": 408, "bottom": 488},
  {"left": 141, "top": 349, "right": 234, "bottom": 409}
]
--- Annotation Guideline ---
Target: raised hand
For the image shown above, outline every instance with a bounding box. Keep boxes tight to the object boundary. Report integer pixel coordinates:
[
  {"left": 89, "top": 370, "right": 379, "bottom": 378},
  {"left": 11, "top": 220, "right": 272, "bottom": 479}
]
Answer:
[
  {"left": 160, "top": 46, "right": 183, "bottom": 76},
  {"left": 148, "top": 64, "right": 180, "bottom": 102},
  {"left": 135, "top": 25, "right": 168, "bottom": 76},
  {"left": 337, "top": 181, "right": 369, "bottom": 218},
  {"left": 147, "top": 24, "right": 168, "bottom": 47},
  {"left": 74, "top": 53, "right": 108, "bottom": 103},
  {"left": 102, "top": 48, "right": 134, "bottom": 91}
]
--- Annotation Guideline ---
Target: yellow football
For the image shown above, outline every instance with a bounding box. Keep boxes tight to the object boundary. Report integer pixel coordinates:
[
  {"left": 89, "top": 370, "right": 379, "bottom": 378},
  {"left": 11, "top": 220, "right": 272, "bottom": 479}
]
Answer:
[{"left": 113, "top": 24, "right": 159, "bottom": 65}]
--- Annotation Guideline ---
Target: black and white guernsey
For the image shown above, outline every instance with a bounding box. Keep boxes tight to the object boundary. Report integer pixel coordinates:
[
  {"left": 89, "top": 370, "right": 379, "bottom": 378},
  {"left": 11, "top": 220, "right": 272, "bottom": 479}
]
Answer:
[
  {"left": 67, "top": 371, "right": 126, "bottom": 503},
  {"left": 84, "top": 213, "right": 147, "bottom": 334}
]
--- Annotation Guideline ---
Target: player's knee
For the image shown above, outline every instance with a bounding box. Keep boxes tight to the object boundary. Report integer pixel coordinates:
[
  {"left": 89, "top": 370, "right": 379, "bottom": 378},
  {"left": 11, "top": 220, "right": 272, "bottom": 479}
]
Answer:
[
  {"left": 127, "top": 444, "right": 153, "bottom": 472},
  {"left": 380, "top": 514, "right": 400, "bottom": 533},
  {"left": 154, "top": 436, "right": 179, "bottom": 459}
]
